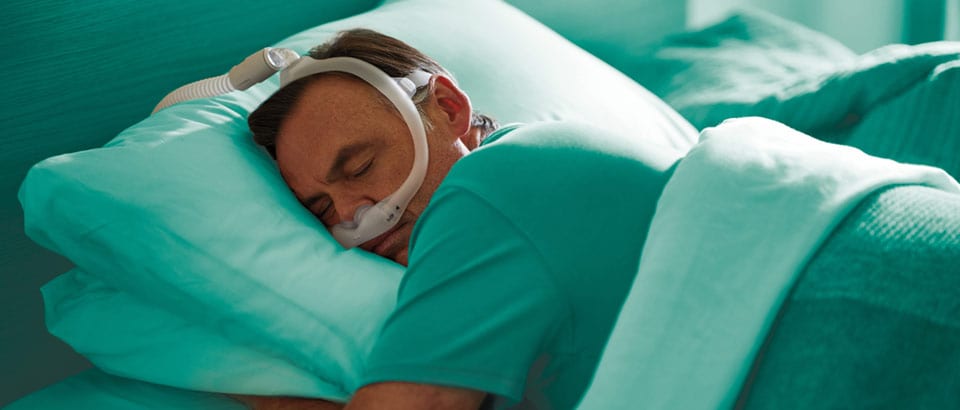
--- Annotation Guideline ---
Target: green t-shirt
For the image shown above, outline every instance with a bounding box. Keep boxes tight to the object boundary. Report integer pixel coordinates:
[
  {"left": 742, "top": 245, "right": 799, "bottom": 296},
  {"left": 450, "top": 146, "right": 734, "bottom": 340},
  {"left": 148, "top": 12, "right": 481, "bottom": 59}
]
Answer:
[{"left": 362, "top": 121, "right": 679, "bottom": 409}]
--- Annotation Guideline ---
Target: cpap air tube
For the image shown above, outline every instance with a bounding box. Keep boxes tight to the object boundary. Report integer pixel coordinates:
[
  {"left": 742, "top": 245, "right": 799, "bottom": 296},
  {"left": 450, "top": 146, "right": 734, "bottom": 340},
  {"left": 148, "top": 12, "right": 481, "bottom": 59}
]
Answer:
[
  {"left": 152, "top": 48, "right": 432, "bottom": 249},
  {"left": 151, "top": 47, "right": 299, "bottom": 114}
]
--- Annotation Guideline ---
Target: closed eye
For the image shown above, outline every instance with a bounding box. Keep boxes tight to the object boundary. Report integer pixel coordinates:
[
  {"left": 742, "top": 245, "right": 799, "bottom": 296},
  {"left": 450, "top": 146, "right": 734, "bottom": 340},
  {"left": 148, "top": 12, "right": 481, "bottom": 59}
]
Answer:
[{"left": 351, "top": 159, "right": 373, "bottom": 178}]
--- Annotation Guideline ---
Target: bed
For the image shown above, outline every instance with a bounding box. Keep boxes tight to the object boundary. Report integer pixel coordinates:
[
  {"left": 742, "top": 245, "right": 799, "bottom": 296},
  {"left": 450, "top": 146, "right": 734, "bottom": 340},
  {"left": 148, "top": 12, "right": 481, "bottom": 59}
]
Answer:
[
  {"left": 1, "top": 0, "right": 684, "bottom": 406},
  {"left": 4, "top": 0, "right": 959, "bottom": 408}
]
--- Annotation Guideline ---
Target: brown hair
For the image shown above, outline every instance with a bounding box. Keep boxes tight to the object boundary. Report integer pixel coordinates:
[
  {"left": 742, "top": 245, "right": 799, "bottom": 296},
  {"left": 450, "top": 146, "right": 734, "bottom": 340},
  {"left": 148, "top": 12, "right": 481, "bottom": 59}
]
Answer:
[{"left": 248, "top": 28, "right": 499, "bottom": 157}]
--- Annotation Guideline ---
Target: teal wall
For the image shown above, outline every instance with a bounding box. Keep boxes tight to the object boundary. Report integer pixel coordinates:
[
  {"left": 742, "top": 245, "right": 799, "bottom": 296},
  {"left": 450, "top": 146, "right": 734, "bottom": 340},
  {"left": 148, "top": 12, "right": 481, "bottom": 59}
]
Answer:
[{"left": 948, "top": 0, "right": 960, "bottom": 40}]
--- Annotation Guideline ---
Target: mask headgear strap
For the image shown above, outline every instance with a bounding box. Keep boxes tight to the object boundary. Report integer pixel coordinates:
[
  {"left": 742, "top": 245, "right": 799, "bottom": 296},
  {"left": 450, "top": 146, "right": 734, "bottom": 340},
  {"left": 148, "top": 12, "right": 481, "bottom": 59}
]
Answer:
[{"left": 279, "top": 55, "right": 432, "bottom": 248}]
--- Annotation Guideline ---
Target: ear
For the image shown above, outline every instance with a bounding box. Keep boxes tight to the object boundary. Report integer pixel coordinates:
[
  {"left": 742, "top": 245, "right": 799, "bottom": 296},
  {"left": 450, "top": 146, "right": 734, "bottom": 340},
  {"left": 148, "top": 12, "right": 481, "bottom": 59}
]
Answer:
[{"left": 430, "top": 75, "right": 473, "bottom": 139}]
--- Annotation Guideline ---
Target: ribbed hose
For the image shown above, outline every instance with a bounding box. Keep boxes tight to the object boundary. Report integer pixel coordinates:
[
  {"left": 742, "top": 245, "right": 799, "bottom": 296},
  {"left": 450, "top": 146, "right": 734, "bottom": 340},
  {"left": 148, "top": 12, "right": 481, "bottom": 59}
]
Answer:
[{"left": 151, "top": 74, "right": 235, "bottom": 114}]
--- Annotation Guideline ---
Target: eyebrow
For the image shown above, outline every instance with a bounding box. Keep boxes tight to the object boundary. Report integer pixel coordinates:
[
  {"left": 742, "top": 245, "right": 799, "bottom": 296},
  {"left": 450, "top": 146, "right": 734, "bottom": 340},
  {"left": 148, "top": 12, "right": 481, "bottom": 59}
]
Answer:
[{"left": 302, "top": 141, "right": 373, "bottom": 209}]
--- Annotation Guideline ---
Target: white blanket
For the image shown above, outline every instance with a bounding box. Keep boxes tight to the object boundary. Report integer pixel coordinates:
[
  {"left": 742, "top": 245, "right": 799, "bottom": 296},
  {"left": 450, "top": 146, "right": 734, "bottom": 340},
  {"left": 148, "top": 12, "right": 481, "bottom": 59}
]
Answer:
[{"left": 578, "top": 117, "right": 960, "bottom": 409}]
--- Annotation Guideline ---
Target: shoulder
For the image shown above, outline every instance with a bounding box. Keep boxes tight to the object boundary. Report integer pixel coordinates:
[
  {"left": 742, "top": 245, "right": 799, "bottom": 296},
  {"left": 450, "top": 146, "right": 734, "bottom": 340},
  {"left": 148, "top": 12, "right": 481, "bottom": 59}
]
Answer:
[
  {"left": 452, "top": 121, "right": 681, "bottom": 186},
  {"left": 435, "top": 121, "right": 680, "bottom": 218},
  {"left": 407, "top": 120, "right": 678, "bottom": 276}
]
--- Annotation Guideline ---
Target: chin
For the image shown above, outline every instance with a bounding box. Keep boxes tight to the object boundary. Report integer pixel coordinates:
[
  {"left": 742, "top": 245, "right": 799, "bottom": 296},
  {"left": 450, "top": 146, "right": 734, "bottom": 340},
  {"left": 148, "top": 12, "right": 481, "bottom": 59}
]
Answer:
[{"left": 395, "top": 248, "right": 409, "bottom": 267}]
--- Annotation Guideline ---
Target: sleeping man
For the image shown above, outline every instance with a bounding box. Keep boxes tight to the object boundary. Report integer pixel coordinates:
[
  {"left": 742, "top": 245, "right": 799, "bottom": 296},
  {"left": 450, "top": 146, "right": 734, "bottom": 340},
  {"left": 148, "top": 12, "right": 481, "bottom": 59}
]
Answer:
[
  {"left": 240, "top": 28, "right": 678, "bottom": 409},
  {"left": 237, "top": 28, "right": 960, "bottom": 410}
]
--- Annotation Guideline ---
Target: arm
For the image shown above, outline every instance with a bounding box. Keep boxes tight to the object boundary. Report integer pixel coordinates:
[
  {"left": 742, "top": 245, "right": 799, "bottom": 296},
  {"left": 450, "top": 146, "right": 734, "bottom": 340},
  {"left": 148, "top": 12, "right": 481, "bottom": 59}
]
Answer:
[
  {"left": 230, "top": 394, "right": 344, "bottom": 410},
  {"left": 346, "top": 382, "right": 486, "bottom": 410},
  {"left": 232, "top": 383, "right": 485, "bottom": 410}
]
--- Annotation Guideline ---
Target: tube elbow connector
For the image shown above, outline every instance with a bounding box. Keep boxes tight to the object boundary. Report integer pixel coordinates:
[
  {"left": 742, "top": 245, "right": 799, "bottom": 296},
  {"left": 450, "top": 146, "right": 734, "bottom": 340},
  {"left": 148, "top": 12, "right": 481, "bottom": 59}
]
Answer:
[
  {"left": 228, "top": 47, "right": 300, "bottom": 90},
  {"left": 151, "top": 48, "right": 300, "bottom": 114}
]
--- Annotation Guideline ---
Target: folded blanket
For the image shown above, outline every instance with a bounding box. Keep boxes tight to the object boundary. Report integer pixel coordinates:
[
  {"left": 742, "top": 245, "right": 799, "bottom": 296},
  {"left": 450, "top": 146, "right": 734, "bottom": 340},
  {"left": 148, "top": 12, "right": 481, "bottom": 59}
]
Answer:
[{"left": 577, "top": 117, "right": 960, "bottom": 409}]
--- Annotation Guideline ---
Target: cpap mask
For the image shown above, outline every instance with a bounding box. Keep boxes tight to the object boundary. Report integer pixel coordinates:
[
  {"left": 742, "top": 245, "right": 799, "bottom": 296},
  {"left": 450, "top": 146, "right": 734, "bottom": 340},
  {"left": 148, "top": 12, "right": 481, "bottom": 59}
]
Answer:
[{"left": 153, "top": 48, "right": 432, "bottom": 249}]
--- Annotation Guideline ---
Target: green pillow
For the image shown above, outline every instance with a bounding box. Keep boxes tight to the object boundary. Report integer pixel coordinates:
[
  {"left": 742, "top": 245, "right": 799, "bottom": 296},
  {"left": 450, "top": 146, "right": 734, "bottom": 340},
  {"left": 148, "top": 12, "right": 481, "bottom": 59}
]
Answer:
[
  {"left": 43, "top": 269, "right": 335, "bottom": 398},
  {"left": 628, "top": 10, "right": 960, "bottom": 178},
  {"left": 839, "top": 58, "right": 960, "bottom": 178},
  {"left": 20, "top": 0, "right": 697, "bottom": 400},
  {"left": 625, "top": 9, "right": 857, "bottom": 113},
  {"left": 504, "top": 0, "right": 688, "bottom": 75},
  {"left": 6, "top": 368, "right": 243, "bottom": 410}
]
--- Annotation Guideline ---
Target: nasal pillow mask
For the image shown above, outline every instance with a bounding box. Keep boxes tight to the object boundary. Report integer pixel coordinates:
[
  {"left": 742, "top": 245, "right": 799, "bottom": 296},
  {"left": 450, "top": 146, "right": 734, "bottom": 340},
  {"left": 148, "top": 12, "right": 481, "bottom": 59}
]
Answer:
[{"left": 153, "top": 48, "right": 432, "bottom": 249}]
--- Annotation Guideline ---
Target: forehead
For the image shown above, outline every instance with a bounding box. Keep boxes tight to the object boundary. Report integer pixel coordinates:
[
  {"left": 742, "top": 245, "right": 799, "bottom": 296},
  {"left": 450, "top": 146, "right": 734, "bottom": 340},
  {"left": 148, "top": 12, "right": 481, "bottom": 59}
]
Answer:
[
  {"left": 273, "top": 75, "right": 401, "bottom": 182},
  {"left": 280, "top": 74, "right": 392, "bottom": 140}
]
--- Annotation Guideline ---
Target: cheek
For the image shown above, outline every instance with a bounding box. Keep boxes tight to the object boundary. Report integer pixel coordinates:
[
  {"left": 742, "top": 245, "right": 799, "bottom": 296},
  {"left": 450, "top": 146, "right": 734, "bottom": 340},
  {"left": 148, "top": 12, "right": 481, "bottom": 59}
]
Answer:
[
  {"left": 374, "top": 140, "right": 417, "bottom": 193},
  {"left": 370, "top": 160, "right": 409, "bottom": 198},
  {"left": 426, "top": 146, "right": 461, "bottom": 186},
  {"left": 404, "top": 160, "right": 450, "bottom": 217}
]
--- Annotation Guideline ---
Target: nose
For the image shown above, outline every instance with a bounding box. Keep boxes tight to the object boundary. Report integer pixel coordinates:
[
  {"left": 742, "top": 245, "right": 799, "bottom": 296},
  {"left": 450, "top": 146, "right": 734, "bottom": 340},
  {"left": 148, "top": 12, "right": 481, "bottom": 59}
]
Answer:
[{"left": 329, "top": 190, "right": 376, "bottom": 227}]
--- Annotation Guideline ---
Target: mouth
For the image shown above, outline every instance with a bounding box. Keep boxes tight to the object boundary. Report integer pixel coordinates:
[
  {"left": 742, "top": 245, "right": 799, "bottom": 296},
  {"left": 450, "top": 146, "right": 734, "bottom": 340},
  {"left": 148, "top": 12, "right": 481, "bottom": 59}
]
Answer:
[{"left": 362, "top": 222, "right": 407, "bottom": 258}]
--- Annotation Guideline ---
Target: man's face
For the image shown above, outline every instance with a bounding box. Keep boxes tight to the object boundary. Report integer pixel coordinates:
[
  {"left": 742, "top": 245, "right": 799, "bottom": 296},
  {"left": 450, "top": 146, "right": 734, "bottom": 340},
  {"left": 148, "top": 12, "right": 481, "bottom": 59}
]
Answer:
[{"left": 275, "top": 74, "right": 472, "bottom": 266}]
